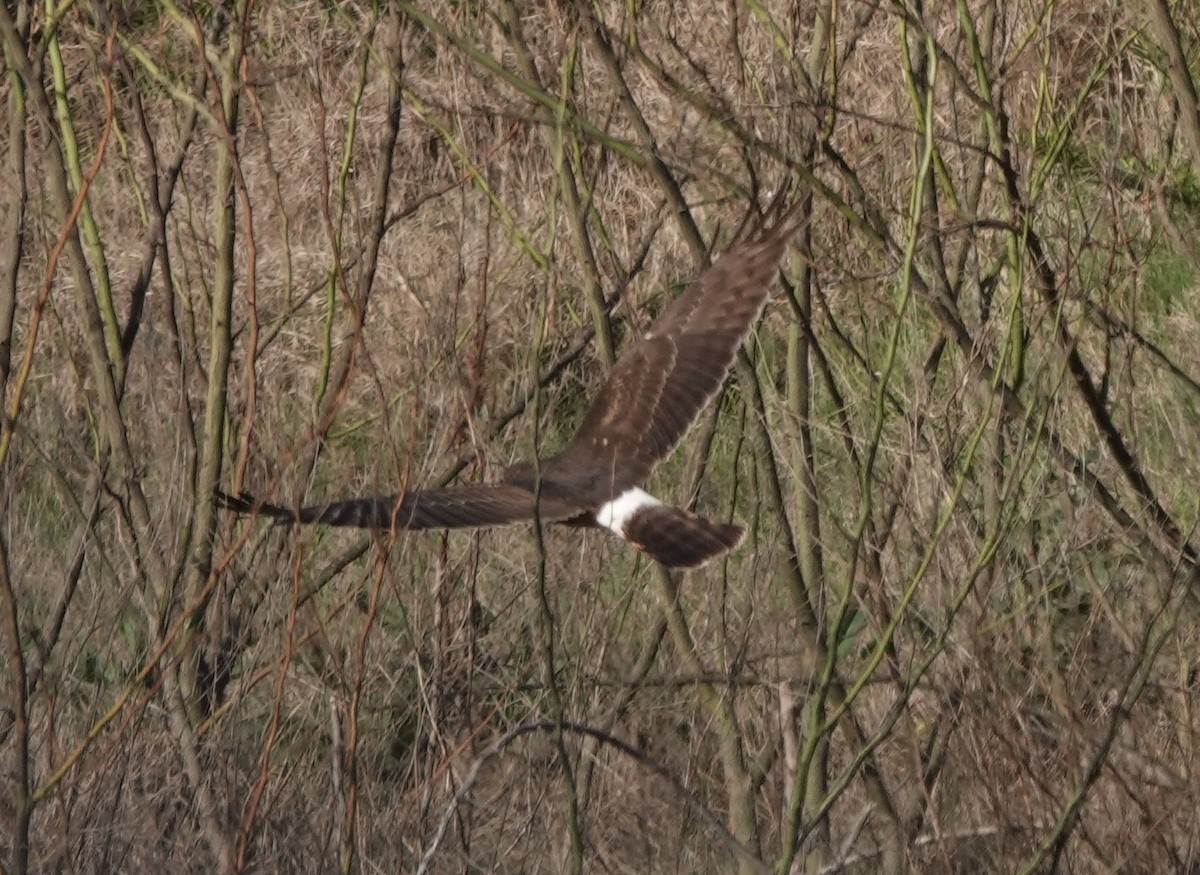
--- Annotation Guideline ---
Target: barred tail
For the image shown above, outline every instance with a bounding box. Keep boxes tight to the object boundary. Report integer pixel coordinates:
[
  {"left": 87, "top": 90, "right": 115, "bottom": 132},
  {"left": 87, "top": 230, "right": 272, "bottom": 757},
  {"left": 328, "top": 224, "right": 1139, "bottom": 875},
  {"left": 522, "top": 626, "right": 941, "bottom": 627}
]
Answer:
[{"left": 621, "top": 504, "right": 745, "bottom": 569}]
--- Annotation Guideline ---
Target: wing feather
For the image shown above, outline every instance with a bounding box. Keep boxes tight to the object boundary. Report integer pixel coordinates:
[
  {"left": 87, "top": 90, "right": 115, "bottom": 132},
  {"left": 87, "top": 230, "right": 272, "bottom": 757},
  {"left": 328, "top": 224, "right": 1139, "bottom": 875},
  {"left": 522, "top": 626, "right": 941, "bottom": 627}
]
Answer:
[
  {"left": 550, "top": 210, "right": 799, "bottom": 503},
  {"left": 215, "top": 485, "right": 583, "bottom": 530}
]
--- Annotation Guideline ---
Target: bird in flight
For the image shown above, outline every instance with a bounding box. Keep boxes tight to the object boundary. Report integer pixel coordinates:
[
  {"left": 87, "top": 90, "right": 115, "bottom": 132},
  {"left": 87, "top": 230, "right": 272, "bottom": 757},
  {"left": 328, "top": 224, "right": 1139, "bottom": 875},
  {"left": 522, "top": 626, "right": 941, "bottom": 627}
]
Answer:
[{"left": 219, "top": 197, "right": 802, "bottom": 568}]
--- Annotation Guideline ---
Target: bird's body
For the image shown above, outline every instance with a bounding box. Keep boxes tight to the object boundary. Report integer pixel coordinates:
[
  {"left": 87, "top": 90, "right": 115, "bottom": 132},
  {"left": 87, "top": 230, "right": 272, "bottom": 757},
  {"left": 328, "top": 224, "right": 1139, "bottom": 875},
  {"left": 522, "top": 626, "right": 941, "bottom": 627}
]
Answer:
[{"left": 219, "top": 198, "right": 802, "bottom": 568}]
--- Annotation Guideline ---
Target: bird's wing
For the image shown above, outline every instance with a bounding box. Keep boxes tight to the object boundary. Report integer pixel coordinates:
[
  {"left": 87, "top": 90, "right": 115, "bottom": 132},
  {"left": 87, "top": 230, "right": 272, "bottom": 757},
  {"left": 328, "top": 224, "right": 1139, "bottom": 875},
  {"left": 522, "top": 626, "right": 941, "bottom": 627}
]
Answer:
[
  {"left": 215, "top": 484, "right": 583, "bottom": 530},
  {"left": 552, "top": 205, "right": 801, "bottom": 502}
]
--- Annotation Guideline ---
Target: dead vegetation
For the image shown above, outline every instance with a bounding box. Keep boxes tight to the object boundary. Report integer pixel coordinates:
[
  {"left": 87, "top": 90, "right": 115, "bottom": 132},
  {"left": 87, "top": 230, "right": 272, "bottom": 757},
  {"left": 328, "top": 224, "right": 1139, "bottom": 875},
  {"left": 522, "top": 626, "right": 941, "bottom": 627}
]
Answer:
[{"left": 4, "top": 0, "right": 1200, "bottom": 872}]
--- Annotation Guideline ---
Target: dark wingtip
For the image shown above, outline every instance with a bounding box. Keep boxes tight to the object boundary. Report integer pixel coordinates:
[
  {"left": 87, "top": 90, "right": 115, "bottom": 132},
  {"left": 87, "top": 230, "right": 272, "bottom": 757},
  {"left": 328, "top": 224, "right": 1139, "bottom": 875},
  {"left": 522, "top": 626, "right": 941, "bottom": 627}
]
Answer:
[
  {"left": 214, "top": 488, "right": 255, "bottom": 513},
  {"left": 746, "top": 180, "right": 809, "bottom": 247},
  {"left": 214, "top": 488, "right": 297, "bottom": 523}
]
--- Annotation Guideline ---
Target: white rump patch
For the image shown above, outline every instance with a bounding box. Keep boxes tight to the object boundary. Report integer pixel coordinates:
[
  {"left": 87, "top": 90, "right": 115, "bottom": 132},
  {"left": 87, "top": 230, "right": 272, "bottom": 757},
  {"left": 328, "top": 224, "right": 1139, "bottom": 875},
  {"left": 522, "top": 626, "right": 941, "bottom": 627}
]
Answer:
[{"left": 596, "top": 488, "right": 663, "bottom": 536}]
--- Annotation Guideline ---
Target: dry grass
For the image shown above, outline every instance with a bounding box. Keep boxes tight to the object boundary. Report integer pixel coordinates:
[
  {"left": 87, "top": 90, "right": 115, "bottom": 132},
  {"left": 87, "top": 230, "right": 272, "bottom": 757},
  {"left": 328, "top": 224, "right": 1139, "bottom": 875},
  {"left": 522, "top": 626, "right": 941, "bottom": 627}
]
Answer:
[{"left": 4, "top": 0, "right": 1200, "bottom": 872}]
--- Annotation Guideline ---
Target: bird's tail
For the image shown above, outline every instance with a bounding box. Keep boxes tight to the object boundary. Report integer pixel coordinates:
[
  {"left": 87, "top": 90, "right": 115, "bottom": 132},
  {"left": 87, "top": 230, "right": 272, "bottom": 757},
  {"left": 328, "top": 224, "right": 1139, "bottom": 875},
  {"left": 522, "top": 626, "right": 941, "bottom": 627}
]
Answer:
[{"left": 621, "top": 504, "right": 745, "bottom": 569}]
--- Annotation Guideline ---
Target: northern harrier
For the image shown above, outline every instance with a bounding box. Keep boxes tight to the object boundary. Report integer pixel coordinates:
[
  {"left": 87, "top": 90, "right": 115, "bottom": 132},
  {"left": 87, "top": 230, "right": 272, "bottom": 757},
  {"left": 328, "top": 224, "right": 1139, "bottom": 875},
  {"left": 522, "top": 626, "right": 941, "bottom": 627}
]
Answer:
[{"left": 219, "top": 200, "right": 802, "bottom": 568}]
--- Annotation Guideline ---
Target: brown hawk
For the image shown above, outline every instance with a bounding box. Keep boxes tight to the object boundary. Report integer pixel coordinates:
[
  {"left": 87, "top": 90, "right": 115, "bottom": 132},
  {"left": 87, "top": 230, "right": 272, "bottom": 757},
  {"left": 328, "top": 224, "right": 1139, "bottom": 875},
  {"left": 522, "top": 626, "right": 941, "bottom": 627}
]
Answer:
[{"left": 219, "top": 200, "right": 802, "bottom": 568}]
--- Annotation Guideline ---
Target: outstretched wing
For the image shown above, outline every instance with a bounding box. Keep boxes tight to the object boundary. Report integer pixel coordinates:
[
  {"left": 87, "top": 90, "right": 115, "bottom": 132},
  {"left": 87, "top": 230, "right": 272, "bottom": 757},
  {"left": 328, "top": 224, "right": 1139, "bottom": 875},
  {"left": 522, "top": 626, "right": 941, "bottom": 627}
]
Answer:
[
  {"left": 548, "top": 206, "right": 801, "bottom": 503},
  {"left": 216, "top": 485, "right": 583, "bottom": 530}
]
